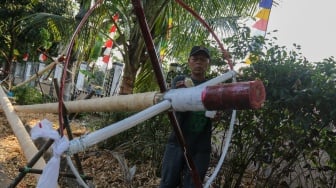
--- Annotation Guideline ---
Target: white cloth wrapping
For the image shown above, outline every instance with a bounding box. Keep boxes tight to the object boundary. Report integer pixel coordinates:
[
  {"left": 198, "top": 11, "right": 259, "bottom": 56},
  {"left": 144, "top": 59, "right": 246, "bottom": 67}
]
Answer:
[{"left": 31, "top": 119, "right": 69, "bottom": 188}]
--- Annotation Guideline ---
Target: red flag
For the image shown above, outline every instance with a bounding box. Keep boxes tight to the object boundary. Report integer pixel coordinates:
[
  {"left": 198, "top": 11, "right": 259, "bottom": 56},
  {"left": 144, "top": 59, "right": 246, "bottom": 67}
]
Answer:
[
  {"left": 102, "top": 13, "right": 119, "bottom": 64},
  {"left": 113, "top": 14, "right": 119, "bottom": 22},
  {"left": 252, "top": 19, "right": 268, "bottom": 31},
  {"left": 109, "top": 25, "right": 117, "bottom": 33},
  {"left": 39, "top": 53, "right": 47, "bottom": 62},
  {"left": 105, "top": 39, "right": 113, "bottom": 48},
  {"left": 22, "top": 53, "right": 29, "bottom": 61},
  {"left": 102, "top": 55, "right": 110, "bottom": 63}
]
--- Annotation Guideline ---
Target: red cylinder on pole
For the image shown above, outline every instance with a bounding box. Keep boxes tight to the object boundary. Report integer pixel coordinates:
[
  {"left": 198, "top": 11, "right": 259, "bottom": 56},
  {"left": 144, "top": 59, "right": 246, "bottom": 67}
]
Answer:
[{"left": 201, "top": 80, "right": 266, "bottom": 110}]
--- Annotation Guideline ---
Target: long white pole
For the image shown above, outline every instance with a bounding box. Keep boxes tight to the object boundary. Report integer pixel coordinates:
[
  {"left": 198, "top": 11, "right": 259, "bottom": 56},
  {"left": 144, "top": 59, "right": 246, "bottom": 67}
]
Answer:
[
  {"left": 67, "top": 100, "right": 172, "bottom": 155},
  {"left": 197, "top": 70, "right": 236, "bottom": 88}
]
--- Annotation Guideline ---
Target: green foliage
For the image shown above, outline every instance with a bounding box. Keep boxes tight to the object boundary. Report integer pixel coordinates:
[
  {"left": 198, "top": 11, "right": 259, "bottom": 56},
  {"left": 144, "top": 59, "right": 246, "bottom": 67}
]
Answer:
[
  {"left": 12, "top": 86, "right": 44, "bottom": 105},
  {"left": 211, "top": 28, "right": 336, "bottom": 187},
  {"left": 0, "top": 0, "right": 76, "bottom": 84}
]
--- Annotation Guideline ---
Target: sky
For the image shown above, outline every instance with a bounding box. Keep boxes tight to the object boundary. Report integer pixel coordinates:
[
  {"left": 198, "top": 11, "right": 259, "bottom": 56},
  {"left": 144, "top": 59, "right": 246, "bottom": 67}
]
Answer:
[{"left": 266, "top": 0, "right": 336, "bottom": 62}]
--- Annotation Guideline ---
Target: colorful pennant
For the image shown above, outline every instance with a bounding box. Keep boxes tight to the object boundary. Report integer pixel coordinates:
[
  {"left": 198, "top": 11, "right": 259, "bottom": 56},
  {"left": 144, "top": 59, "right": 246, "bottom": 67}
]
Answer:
[
  {"left": 252, "top": 19, "right": 268, "bottom": 31},
  {"left": 255, "top": 8, "right": 271, "bottom": 20},
  {"left": 160, "top": 16, "right": 173, "bottom": 61},
  {"left": 244, "top": 0, "right": 273, "bottom": 64},
  {"left": 102, "top": 13, "right": 119, "bottom": 64},
  {"left": 259, "top": 0, "right": 273, "bottom": 9}
]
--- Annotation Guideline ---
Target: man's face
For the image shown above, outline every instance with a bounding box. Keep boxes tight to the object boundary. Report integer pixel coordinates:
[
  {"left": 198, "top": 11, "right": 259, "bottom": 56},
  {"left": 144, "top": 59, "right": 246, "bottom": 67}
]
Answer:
[{"left": 188, "top": 54, "right": 210, "bottom": 76}]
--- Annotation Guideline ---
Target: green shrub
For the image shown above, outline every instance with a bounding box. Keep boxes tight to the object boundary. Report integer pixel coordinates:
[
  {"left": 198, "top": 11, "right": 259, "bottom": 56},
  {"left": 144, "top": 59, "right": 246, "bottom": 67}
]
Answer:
[{"left": 12, "top": 86, "right": 44, "bottom": 105}]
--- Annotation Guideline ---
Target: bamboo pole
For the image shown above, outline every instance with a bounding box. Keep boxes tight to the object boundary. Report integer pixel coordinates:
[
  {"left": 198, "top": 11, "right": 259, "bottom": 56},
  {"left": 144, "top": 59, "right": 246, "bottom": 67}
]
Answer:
[
  {"left": 13, "top": 61, "right": 59, "bottom": 89},
  {"left": 12, "top": 92, "right": 158, "bottom": 113},
  {"left": 8, "top": 71, "right": 237, "bottom": 114},
  {"left": 6, "top": 77, "right": 265, "bottom": 115},
  {"left": 0, "top": 86, "right": 46, "bottom": 178}
]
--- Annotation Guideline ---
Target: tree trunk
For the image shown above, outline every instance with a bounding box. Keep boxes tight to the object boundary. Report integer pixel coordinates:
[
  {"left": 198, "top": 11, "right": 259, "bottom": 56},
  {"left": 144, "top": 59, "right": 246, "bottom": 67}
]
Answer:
[
  {"left": 118, "top": 40, "right": 146, "bottom": 95},
  {"left": 119, "top": 65, "right": 137, "bottom": 94}
]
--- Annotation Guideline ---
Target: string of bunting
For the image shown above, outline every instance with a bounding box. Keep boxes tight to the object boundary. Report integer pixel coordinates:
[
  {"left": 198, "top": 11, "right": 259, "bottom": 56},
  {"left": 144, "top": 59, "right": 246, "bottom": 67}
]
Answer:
[
  {"left": 102, "top": 13, "right": 119, "bottom": 64},
  {"left": 22, "top": 51, "right": 47, "bottom": 62},
  {"left": 244, "top": 0, "right": 273, "bottom": 64}
]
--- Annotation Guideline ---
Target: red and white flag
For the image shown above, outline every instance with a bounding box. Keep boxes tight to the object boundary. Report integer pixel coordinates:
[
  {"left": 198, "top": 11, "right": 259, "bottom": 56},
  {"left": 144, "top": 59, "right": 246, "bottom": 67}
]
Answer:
[
  {"left": 22, "top": 53, "right": 29, "bottom": 61},
  {"left": 39, "top": 53, "right": 47, "bottom": 62},
  {"left": 102, "top": 13, "right": 119, "bottom": 64}
]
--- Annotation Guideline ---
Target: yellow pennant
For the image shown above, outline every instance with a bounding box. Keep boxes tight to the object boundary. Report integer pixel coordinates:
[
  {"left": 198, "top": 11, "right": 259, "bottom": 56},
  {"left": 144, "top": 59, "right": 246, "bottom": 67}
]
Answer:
[
  {"left": 245, "top": 58, "right": 252, "bottom": 64},
  {"left": 255, "top": 8, "right": 271, "bottom": 20},
  {"left": 168, "top": 17, "right": 173, "bottom": 28},
  {"left": 244, "top": 53, "right": 260, "bottom": 64}
]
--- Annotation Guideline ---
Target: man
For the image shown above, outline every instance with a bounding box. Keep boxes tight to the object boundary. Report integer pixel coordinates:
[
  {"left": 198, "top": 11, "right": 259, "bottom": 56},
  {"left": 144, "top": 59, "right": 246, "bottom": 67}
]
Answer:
[{"left": 160, "top": 46, "right": 213, "bottom": 187}]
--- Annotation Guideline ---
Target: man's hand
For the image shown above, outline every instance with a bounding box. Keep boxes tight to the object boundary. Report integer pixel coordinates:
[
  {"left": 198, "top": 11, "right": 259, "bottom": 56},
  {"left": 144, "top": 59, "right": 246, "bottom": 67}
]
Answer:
[
  {"left": 175, "top": 80, "right": 187, "bottom": 88},
  {"left": 212, "top": 111, "right": 223, "bottom": 122}
]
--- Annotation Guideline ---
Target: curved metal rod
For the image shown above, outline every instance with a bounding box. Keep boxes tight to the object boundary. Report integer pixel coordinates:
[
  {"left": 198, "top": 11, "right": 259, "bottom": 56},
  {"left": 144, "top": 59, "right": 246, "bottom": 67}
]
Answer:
[
  {"left": 174, "top": 1, "right": 239, "bottom": 187},
  {"left": 175, "top": 0, "right": 234, "bottom": 70},
  {"left": 131, "top": 0, "right": 203, "bottom": 187},
  {"left": 58, "top": 0, "right": 104, "bottom": 136}
]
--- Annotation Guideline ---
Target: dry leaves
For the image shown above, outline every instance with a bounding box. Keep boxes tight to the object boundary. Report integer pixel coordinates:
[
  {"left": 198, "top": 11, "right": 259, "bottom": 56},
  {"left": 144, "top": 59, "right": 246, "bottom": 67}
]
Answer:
[{"left": 0, "top": 113, "right": 161, "bottom": 188}]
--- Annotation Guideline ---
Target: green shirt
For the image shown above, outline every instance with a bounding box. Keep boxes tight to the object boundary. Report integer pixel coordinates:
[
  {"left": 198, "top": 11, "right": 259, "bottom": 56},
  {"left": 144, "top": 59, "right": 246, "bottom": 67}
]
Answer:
[{"left": 168, "top": 75, "right": 212, "bottom": 152}]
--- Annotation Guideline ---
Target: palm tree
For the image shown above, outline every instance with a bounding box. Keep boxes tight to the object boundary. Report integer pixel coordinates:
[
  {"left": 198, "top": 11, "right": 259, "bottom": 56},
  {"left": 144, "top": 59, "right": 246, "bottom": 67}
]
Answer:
[
  {"left": 0, "top": 0, "right": 75, "bottom": 88},
  {"left": 16, "top": 0, "right": 261, "bottom": 96},
  {"left": 98, "top": 0, "right": 261, "bottom": 94}
]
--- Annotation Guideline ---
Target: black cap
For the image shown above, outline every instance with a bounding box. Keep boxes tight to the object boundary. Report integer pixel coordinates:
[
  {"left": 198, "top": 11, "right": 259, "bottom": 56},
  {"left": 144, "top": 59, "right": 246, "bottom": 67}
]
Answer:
[{"left": 189, "top": 46, "right": 210, "bottom": 58}]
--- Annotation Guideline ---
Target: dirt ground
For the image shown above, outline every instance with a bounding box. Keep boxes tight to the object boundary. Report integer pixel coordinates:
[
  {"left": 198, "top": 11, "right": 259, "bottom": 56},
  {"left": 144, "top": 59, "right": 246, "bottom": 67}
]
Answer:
[{"left": 0, "top": 112, "right": 160, "bottom": 188}]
